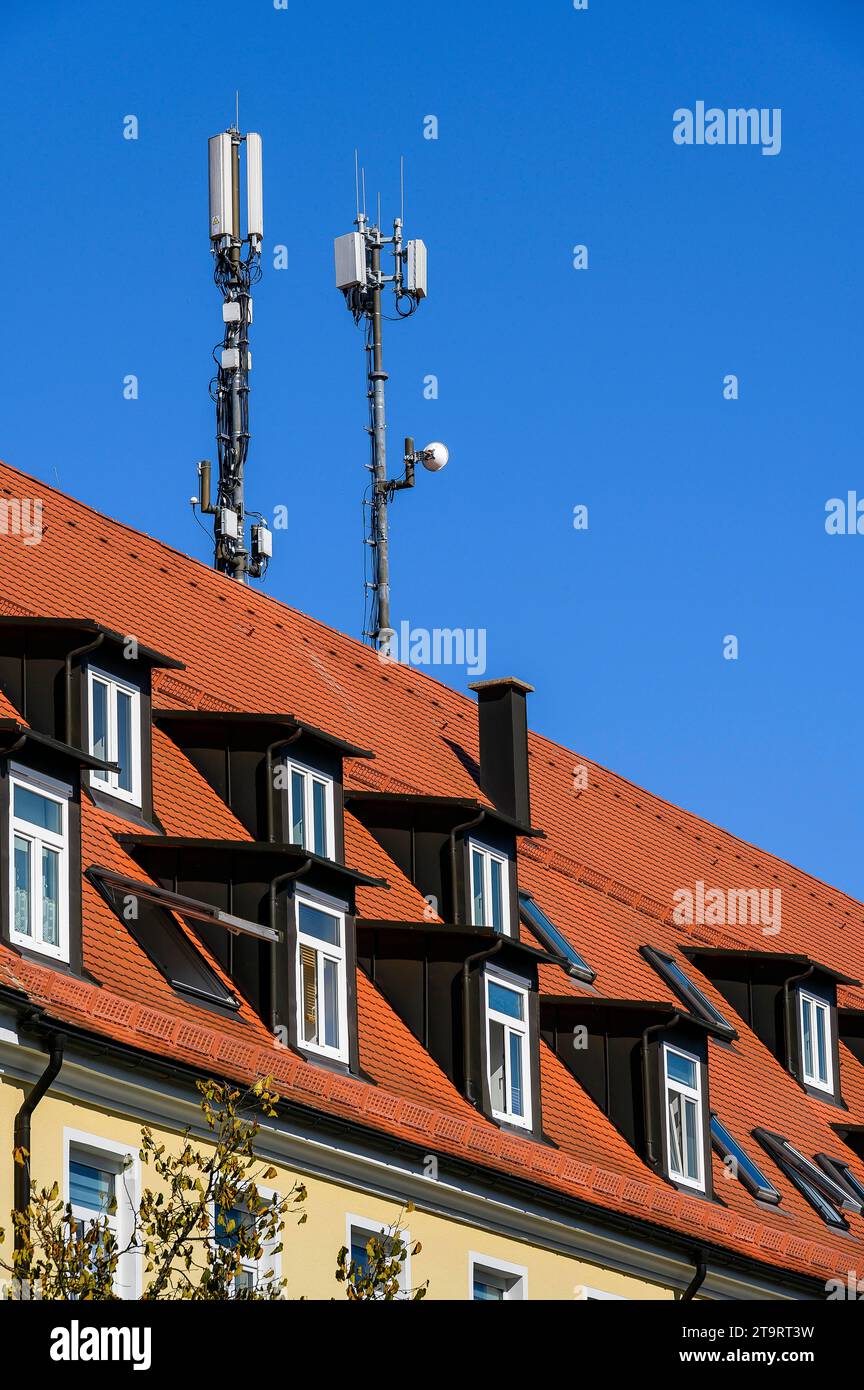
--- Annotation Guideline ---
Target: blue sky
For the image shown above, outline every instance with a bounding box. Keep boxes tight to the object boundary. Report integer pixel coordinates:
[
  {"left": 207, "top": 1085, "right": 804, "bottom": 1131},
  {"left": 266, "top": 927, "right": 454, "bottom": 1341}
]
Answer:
[{"left": 2, "top": 0, "right": 864, "bottom": 895}]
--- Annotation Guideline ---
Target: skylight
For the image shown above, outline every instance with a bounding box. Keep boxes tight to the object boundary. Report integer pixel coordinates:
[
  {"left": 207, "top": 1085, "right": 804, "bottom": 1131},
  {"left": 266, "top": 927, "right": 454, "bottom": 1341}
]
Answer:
[
  {"left": 710, "top": 1115, "right": 780, "bottom": 1204},
  {"left": 518, "top": 891, "right": 595, "bottom": 983},
  {"left": 754, "top": 1129, "right": 861, "bottom": 1229},
  {"left": 641, "top": 946, "right": 735, "bottom": 1036}
]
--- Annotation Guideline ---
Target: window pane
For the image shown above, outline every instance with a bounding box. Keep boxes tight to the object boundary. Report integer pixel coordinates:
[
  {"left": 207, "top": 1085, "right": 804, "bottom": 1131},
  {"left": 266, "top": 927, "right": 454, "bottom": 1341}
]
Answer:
[
  {"left": 91, "top": 680, "right": 109, "bottom": 780},
  {"left": 323, "top": 956, "right": 339, "bottom": 1051},
  {"left": 683, "top": 1097, "right": 699, "bottom": 1180},
  {"left": 666, "top": 1050, "right": 697, "bottom": 1089},
  {"left": 298, "top": 902, "right": 340, "bottom": 946},
  {"left": 815, "top": 1004, "right": 828, "bottom": 1084},
  {"left": 489, "top": 857, "right": 503, "bottom": 932},
  {"left": 472, "top": 849, "right": 485, "bottom": 925},
  {"left": 70, "top": 1160, "right": 115, "bottom": 1214},
  {"left": 487, "top": 980, "right": 523, "bottom": 1020},
  {"left": 42, "top": 847, "right": 59, "bottom": 946},
  {"left": 802, "top": 999, "right": 814, "bottom": 1077},
  {"left": 14, "top": 785, "right": 62, "bottom": 834},
  {"left": 473, "top": 1275, "right": 505, "bottom": 1300},
  {"left": 14, "top": 835, "right": 31, "bottom": 937},
  {"left": 300, "top": 943, "right": 317, "bottom": 1045},
  {"left": 312, "top": 779, "right": 328, "bottom": 856},
  {"left": 215, "top": 1206, "right": 247, "bottom": 1249},
  {"left": 509, "top": 1031, "right": 524, "bottom": 1117},
  {"left": 668, "top": 1092, "right": 685, "bottom": 1175},
  {"left": 116, "top": 689, "right": 133, "bottom": 792},
  {"left": 290, "top": 769, "right": 306, "bottom": 847},
  {"left": 488, "top": 1020, "right": 506, "bottom": 1111}
]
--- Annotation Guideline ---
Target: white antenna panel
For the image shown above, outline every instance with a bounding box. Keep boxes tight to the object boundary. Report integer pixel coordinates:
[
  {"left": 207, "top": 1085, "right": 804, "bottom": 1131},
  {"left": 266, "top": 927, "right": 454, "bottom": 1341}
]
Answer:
[
  {"left": 334, "top": 232, "right": 367, "bottom": 290},
  {"left": 209, "top": 133, "right": 234, "bottom": 240},
  {"left": 406, "top": 239, "right": 427, "bottom": 298},
  {"left": 246, "top": 132, "right": 263, "bottom": 241}
]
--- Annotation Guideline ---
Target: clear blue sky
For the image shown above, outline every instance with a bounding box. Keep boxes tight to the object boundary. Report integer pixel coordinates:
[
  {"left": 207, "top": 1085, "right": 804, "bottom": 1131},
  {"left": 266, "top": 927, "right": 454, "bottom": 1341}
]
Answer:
[{"left": 2, "top": 0, "right": 863, "bottom": 896}]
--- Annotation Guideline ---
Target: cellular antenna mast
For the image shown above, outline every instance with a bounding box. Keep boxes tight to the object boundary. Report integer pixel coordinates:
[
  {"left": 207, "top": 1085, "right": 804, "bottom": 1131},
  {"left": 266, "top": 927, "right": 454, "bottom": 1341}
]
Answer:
[
  {"left": 334, "top": 161, "right": 448, "bottom": 651},
  {"left": 192, "top": 118, "right": 272, "bottom": 583}
]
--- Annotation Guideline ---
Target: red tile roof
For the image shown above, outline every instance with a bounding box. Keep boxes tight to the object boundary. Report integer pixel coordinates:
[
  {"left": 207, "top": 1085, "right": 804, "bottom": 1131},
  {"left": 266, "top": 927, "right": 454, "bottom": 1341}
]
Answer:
[{"left": 1, "top": 458, "right": 864, "bottom": 1289}]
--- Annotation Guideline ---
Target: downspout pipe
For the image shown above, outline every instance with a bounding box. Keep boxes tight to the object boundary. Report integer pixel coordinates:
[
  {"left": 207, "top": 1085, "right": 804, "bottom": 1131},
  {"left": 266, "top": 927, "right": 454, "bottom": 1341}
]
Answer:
[
  {"left": 642, "top": 1013, "right": 681, "bottom": 1167},
  {"left": 65, "top": 632, "right": 105, "bottom": 746},
  {"left": 13, "top": 1036, "right": 65, "bottom": 1257},
  {"left": 782, "top": 963, "right": 815, "bottom": 1080},
  {"left": 449, "top": 809, "right": 486, "bottom": 924},
  {"left": 268, "top": 857, "right": 312, "bottom": 1034},
  {"left": 265, "top": 727, "right": 303, "bottom": 842},
  {"left": 462, "top": 936, "right": 506, "bottom": 1107},
  {"left": 681, "top": 1248, "right": 707, "bottom": 1301}
]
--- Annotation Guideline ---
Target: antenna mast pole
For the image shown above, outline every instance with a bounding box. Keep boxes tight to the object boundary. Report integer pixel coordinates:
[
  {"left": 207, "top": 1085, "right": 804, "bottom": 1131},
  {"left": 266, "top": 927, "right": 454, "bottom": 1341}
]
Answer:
[{"left": 335, "top": 172, "right": 445, "bottom": 651}]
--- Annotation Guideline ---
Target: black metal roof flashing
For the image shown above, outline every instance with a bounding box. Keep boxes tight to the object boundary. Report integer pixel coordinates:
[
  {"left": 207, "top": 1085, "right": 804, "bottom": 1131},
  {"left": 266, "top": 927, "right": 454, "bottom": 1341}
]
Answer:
[
  {"left": 153, "top": 709, "right": 375, "bottom": 761},
  {"left": 356, "top": 918, "right": 559, "bottom": 968},
  {"left": 0, "top": 720, "right": 119, "bottom": 774},
  {"left": 345, "top": 790, "right": 544, "bottom": 839},
  {"left": 0, "top": 616, "right": 185, "bottom": 670},
  {"left": 680, "top": 946, "right": 860, "bottom": 989},
  {"left": 539, "top": 994, "right": 727, "bottom": 1038},
  {"left": 115, "top": 835, "right": 388, "bottom": 889}
]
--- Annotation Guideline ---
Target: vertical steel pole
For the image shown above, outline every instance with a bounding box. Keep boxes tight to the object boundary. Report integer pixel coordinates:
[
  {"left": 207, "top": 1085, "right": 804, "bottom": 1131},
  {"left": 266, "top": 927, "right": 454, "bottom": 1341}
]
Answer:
[{"left": 369, "top": 235, "right": 390, "bottom": 644}]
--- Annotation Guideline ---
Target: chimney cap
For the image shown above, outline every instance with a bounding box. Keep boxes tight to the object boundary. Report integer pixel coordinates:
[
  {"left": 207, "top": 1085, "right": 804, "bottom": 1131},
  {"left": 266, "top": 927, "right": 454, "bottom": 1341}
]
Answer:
[{"left": 468, "top": 676, "right": 535, "bottom": 695}]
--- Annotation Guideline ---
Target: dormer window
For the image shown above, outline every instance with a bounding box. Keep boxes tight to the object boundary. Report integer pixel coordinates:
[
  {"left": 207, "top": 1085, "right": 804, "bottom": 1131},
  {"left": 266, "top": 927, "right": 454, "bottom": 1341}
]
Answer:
[
  {"left": 286, "top": 759, "right": 335, "bottom": 860},
  {"left": 295, "top": 892, "right": 348, "bottom": 1063},
  {"left": 663, "top": 1042, "right": 705, "bottom": 1192},
  {"left": 485, "top": 971, "right": 531, "bottom": 1129},
  {"left": 470, "top": 840, "right": 510, "bottom": 935},
  {"left": 799, "top": 988, "right": 833, "bottom": 1094},
  {"left": 88, "top": 667, "right": 142, "bottom": 807},
  {"left": 10, "top": 768, "right": 70, "bottom": 961}
]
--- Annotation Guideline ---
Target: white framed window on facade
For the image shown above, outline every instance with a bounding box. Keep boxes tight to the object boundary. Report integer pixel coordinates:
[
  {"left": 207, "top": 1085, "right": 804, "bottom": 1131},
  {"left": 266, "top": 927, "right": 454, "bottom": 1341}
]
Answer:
[
  {"left": 345, "top": 1213, "right": 411, "bottom": 1296},
  {"left": 10, "top": 767, "right": 70, "bottom": 961},
  {"left": 213, "top": 1186, "right": 281, "bottom": 1296},
  {"left": 64, "top": 1129, "right": 140, "bottom": 1299},
  {"left": 799, "top": 989, "right": 833, "bottom": 1093},
  {"left": 295, "top": 892, "right": 348, "bottom": 1062},
  {"left": 285, "top": 758, "right": 335, "bottom": 859},
  {"left": 469, "top": 1252, "right": 527, "bottom": 1301},
  {"left": 469, "top": 839, "right": 510, "bottom": 934},
  {"left": 88, "top": 666, "right": 142, "bottom": 806},
  {"left": 485, "top": 971, "right": 532, "bottom": 1129},
  {"left": 663, "top": 1043, "right": 705, "bottom": 1191}
]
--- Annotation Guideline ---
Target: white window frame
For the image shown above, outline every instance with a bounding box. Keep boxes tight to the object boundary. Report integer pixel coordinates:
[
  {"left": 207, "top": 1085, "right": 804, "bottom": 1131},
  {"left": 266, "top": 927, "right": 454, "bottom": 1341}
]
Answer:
[
  {"left": 284, "top": 757, "right": 335, "bottom": 860},
  {"left": 484, "top": 968, "right": 532, "bottom": 1130},
  {"left": 63, "top": 1128, "right": 140, "bottom": 1300},
  {"left": 799, "top": 989, "right": 834, "bottom": 1094},
  {"left": 575, "top": 1284, "right": 626, "bottom": 1300},
  {"left": 295, "top": 890, "right": 349, "bottom": 1063},
  {"left": 9, "top": 767, "right": 70, "bottom": 962},
  {"left": 663, "top": 1042, "right": 705, "bottom": 1192},
  {"left": 210, "top": 1183, "right": 282, "bottom": 1297},
  {"left": 468, "top": 1251, "right": 527, "bottom": 1301},
  {"left": 468, "top": 838, "right": 511, "bottom": 935},
  {"left": 345, "top": 1213, "right": 411, "bottom": 1298},
  {"left": 87, "top": 665, "right": 142, "bottom": 807}
]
